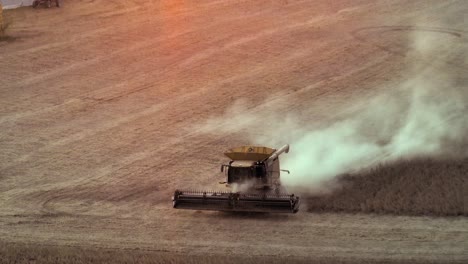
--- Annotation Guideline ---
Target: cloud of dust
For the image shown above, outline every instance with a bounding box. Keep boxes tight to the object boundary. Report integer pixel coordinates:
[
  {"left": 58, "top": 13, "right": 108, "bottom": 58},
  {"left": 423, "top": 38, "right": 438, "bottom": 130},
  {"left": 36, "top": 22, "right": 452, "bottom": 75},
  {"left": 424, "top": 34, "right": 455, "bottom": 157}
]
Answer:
[
  {"left": 230, "top": 179, "right": 257, "bottom": 193},
  {"left": 199, "top": 28, "right": 468, "bottom": 194}
]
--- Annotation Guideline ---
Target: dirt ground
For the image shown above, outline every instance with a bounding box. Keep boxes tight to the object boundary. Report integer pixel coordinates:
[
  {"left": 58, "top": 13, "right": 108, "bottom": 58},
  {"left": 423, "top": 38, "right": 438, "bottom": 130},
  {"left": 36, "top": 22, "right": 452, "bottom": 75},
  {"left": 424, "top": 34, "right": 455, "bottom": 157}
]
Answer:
[{"left": 1, "top": 0, "right": 467, "bottom": 263}]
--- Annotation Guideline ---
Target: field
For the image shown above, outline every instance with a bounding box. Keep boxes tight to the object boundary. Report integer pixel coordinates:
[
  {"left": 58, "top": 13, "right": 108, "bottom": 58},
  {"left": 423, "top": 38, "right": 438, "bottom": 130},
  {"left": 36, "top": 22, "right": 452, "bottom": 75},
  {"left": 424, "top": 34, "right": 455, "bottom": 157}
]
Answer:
[
  {"left": 307, "top": 158, "right": 467, "bottom": 215},
  {"left": 1, "top": 0, "right": 467, "bottom": 263}
]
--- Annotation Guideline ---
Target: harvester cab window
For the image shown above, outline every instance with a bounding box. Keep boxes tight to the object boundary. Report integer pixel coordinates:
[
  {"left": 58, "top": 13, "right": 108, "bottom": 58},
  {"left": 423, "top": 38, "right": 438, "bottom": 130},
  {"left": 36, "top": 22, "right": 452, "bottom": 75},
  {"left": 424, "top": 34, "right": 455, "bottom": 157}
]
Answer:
[
  {"left": 227, "top": 163, "right": 267, "bottom": 183},
  {"left": 228, "top": 167, "right": 253, "bottom": 183},
  {"left": 255, "top": 164, "right": 266, "bottom": 178}
]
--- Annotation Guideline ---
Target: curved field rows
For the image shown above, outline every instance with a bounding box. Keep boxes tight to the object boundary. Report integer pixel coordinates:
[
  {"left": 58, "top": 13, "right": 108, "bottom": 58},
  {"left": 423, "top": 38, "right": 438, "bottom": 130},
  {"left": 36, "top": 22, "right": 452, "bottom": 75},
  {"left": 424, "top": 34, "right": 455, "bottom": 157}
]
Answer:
[{"left": 0, "top": 0, "right": 467, "bottom": 263}]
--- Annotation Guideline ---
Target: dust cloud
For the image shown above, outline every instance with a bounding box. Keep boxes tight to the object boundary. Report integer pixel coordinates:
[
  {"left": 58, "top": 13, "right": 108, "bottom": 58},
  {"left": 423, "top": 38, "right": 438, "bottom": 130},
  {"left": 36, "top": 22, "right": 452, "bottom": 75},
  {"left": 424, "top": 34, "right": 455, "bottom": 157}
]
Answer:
[{"left": 200, "top": 28, "right": 468, "bottom": 194}]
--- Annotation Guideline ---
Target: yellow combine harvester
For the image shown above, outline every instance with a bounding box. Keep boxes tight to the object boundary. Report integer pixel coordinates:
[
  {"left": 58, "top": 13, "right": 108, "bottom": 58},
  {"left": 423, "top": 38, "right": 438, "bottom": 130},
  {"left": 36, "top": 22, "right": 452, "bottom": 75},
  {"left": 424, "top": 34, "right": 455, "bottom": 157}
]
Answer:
[{"left": 172, "top": 144, "right": 300, "bottom": 213}]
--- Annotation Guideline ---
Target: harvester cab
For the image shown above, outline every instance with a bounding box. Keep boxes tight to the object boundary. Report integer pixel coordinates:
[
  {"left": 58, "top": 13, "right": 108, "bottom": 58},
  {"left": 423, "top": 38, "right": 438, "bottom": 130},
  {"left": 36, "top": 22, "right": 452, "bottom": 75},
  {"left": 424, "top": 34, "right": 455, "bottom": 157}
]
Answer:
[
  {"left": 221, "top": 145, "right": 289, "bottom": 190},
  {"left": 172, "top": 144, "right": 300, "bottom": 213}
]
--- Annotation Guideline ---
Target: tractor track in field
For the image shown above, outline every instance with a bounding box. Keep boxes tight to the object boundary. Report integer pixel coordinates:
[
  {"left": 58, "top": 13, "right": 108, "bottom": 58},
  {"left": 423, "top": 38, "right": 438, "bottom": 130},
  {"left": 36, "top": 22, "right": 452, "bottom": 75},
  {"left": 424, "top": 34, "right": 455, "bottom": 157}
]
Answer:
[{"left": 1, "top": 0, "right": 467, "bottom": 263}]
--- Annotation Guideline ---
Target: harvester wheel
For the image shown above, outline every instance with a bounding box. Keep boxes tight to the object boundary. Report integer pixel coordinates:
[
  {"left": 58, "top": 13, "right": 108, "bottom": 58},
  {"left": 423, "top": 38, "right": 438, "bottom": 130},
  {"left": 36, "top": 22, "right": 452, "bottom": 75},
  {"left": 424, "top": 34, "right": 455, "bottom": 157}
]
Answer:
[
  {"left": 56, "top": 0, "right": 60, "bottom": 7},
  {"left": 32, "top": 0, "right": 39, "bottom": 8}
]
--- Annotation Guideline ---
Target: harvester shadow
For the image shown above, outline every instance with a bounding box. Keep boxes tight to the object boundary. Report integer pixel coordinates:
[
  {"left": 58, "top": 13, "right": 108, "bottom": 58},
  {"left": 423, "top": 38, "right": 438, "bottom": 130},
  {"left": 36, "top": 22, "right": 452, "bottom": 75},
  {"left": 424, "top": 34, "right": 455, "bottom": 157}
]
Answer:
[{"left": 211, "top": 211, "right": 294, "bottom": 221}]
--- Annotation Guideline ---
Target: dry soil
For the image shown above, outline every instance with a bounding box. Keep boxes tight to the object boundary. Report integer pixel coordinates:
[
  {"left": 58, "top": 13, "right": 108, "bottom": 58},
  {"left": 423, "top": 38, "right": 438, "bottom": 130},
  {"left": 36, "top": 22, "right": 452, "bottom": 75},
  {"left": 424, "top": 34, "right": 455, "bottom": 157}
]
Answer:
[{"left": 0, "top": 0, "right": 467, "bottom": 263}]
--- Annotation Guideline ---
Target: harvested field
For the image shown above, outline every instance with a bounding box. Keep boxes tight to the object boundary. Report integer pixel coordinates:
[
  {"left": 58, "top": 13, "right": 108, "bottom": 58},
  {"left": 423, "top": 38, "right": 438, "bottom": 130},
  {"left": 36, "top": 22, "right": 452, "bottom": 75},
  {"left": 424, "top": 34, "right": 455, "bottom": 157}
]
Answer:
[
  {"left": 0, "top": 0, "right": 467, "bottom": 263},
  {"left": 1, "top": 242, "right": 462, "bottom": 264}
]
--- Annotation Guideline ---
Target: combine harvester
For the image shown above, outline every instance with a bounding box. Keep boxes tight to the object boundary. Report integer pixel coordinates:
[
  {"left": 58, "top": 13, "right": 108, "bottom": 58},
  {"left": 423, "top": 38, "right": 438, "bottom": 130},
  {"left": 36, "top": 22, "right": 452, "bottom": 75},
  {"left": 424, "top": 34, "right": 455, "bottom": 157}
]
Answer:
[{"left": 173, "top": 144, "right": 300, "bottom": 213}]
